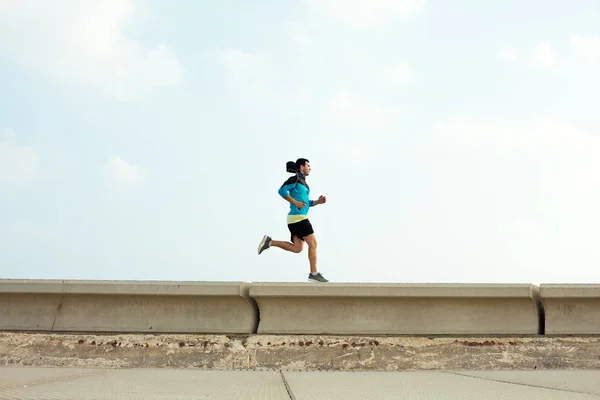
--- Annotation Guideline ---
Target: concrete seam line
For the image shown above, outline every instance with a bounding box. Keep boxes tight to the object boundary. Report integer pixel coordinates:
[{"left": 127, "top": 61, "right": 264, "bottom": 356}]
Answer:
[
  {"left": 538, "top": 296, "right": 546, "bottom": 336},
  {"left": 51, "top": 295, "right": 65, "bottom": 331},
  {"left": 279, "top": 370, "right": 297, "bottom": 400},
  {"left": 441, "top": 371, "right": 598, "bottom": 396},
  {"left": 532, "top": 285, "right": 546, "bottom": 335},
  {"left": 242, "top": 283, "right": 260, "bottom": 334},
  {"left": 253, "top": 299, "right": 260, "bottom": 334}
]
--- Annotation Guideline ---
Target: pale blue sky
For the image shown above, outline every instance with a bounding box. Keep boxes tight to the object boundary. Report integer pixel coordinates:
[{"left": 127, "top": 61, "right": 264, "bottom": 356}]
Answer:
[{"left": 1, "top": 0, "right": 599, "bottom": 283}]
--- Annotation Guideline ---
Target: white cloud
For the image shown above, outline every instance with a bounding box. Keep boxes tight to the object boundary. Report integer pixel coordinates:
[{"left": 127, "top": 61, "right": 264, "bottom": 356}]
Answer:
[
  {"left": 321, "top": 89, "right": 406, "bottom": 161},
  {"left": 570, "top": 36, "right": 600, "bottom": 59},
  {"left": 217, "top": 48, "right": 279, "bottom": 112},
  {"left": 306, "top": 0, "right": 425, "bottom": 28},
  {"left": 3, "top": 128, "right": 16, "bottom": 138},
  {"left": 320, "top": 135, "right": 375, "bottom": 162},
  {"left": 106, "top": 155, "right": 146, "bottom": 184},
  {"left": 219, "top": 48, "right": 265, "bottom": 80},
  {"left": 0, "top": 136, "right": 40, "bottom": 185},
  {"left": 0, "top": 0, "right": 183, "bottom": 99},
  {"left": 328, "top": 89, "right": 403, "bottom": 131},
  {"left": 499, "top": 46, "right": 518, "bottom": 62},
  {"left": 435, "top": 116, "right": 600, "bottom": 155},
  {"left": 381, "top": 62, "right": 414, "bottom": 85},
  {"left": 431, "top": 115, "right": 600, "bottom": 279},
  {"left": 532, "top": 43, "right": 556, "bottom": 69},
  {"left": 291, "top": 25, "right": 315, "bottom": 49}
]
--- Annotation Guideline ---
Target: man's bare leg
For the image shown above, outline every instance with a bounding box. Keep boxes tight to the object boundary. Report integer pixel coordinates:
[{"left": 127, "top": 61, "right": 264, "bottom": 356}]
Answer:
[
  {"left": 270, "top": 236, "right": 304, "bottom": 254},
  {"left": 258, "top": 233, "right": 328, "bottom": 282},
  {"left": 304, "top": 234, "right": 318, "bottom": 274}
]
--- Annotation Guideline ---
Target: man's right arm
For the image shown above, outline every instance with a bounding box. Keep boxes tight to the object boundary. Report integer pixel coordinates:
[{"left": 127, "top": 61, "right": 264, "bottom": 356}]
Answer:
[{"left": 278, "top": 183, "right": 305, "bottom": 209}]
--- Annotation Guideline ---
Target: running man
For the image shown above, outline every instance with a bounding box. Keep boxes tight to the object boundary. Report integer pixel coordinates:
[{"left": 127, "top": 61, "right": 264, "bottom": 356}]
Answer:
[{"left": 258, "top": 158, "right": 329, "bottom": 283}]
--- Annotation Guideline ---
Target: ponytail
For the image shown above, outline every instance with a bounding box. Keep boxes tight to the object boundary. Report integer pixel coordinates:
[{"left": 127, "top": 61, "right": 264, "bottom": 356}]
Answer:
[{"left": 286, "top": 161, "right": 297, "bottom": 173}]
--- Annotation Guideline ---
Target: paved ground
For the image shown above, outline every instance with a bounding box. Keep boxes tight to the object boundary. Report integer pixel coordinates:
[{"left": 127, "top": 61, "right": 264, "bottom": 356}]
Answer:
[{"left": 1, "top": 367, "right": 599, "bottom": 399}]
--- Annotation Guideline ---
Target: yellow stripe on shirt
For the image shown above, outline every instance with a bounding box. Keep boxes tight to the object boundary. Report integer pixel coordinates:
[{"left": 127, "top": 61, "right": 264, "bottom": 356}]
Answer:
[{"left": 287, "top": 214, "right": 308, "bottom": 224}]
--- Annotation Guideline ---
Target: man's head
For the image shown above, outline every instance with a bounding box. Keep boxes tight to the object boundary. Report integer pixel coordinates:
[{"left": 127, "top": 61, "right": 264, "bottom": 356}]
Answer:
[{"left": 296, "top": 158, "right": 311, "bottom": 176}]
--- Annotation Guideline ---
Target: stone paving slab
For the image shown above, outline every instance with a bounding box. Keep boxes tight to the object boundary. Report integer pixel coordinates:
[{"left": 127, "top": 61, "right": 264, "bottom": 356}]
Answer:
[
  {"left": 283, "top": 370, "right": 600, "bottom": 400},
  {"left": 454, "top": 370, "right": 600, "bottom": 396},
  {"left": 0, "top": 367, "right": 104, "bottom": 390},
  {"left": 1, "top": 367, "right": 600, "bottom": 399},
  {"left": 0, "top": 367, "right": 289, "bottom": 400}
]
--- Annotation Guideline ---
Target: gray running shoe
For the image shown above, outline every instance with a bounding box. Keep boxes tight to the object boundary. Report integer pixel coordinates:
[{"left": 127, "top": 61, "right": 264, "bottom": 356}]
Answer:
[
  {"left": 258, "top": 235, "right": 271, "bottom": 255},
  {"left": 308, "top": 272, "right": 329, "bottom": 283}
]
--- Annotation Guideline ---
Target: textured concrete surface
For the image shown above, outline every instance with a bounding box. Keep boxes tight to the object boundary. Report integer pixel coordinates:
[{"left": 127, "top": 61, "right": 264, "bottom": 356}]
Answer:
[
  {"left": 2, "top": 332, "right": 600, "bottom": 370},
  {"left": 284, "top": 370, "right": 600, "bottom": 399},
  {"left": 7, "top": 279, "right": 600, "bottom": 336},
  {"left": 0, "top": 280, "right": 258, "bottom": 334},
  {"left": 0, "top": 367, "right": 289, "bottom": 400},
  {"left": 456, "top": 371, "right": 600, "bottom": 395},
  {"left": 2, "top": 367, "right": 600, "bottom": 399},
  {"left": 0, "top": 279, "right": 252, "bottom": 296},
  {"left": 251, "top": 283, "right": 542, "bottom": 335},
  {"left": 541, "top": 284, "right": 600, "bottom": 335}
]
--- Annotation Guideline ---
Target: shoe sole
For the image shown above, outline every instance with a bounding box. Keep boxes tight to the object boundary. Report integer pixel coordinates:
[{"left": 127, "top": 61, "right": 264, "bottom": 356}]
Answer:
[
  {"left": 258, "top": 235, "right": 269, "bottom": 255},
  {"left": 308, "top": 278, "right": 328, "bottom": 283}
]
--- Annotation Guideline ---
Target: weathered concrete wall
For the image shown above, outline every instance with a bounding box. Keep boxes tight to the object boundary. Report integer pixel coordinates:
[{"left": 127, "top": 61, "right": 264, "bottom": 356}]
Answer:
[
  {"left": 1, "top": 332, "right": 599, "bottom": 370},
  {"left": 541, "top": 284, "right": 600, "bottom": 335},
  {"left": 6, "top": 280, "right": 600, "bottom": 336},
  {"left": 0, "top": 280, "right": 258, "bottom": 334},
  {"left": 251, "top": 283, "right": 542, "bottom": 335},
  {"left": 3, "top": 280, "right": 600, "bottom": 371}
]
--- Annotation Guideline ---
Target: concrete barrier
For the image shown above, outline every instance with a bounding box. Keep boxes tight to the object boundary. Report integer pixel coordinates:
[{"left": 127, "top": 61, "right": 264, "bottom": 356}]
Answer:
[
  {"left": 541, "top": 284, "right": 600, "bottom": 335},
  {"left": 250, "top": 283, "right": 543, "bottom": 335},
  {"left": 0, "top": 280, "right": 258, "bottom": 334}
]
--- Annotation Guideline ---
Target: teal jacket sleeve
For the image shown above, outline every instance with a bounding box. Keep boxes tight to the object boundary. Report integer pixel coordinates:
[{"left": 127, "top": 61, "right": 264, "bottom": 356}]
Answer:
[{"left": 278, "top": 184, "right": 296, "bottom": 199}]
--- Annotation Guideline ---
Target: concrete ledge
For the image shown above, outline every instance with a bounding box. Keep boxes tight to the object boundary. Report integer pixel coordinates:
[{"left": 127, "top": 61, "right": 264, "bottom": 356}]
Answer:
[
  {"left": 250, "top": 283, "right": 542, "bottom": 335},
  {"left": 0, "top": 279, "right": 249, "bottom": 296},
  {"left": 540, "top": 284, "right": 600, "bottom": 335},
  {"left": 0, "top": 280, "right": 258, "bottom": 334}
]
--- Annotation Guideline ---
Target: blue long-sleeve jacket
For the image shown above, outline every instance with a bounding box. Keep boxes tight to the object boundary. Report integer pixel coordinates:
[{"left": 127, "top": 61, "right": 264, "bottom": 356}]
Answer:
[{"left": 278, "top": 173, "right": 314, "bottom": 223}]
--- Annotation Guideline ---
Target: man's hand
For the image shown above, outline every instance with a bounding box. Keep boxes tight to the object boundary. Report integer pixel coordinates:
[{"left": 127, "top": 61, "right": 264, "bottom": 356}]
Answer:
[
  {"left": 295, "top": 200, "right": 307, "bottom": 209},
  {"left": 285, "top": 195, "right": 306, "bottom": 209},
  {"left": 317, "top": 195, "right": 327, "bottom": 205}
]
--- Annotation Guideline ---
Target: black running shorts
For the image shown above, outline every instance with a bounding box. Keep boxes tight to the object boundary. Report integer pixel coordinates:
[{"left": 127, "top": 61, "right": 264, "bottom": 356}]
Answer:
[{"left": 288, "top": 219, "right": 314, "bottom": 242}]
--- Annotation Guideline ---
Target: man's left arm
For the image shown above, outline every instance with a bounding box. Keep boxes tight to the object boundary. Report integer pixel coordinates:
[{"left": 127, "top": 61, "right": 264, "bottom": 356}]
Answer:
[{"left": 310, "top": 195, "right": 326, "bottom": 206}]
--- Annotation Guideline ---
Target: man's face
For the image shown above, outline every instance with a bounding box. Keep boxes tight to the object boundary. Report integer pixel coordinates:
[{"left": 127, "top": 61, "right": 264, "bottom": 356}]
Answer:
[{"left": 300, "top": 162, "right": 311, "bottom": 176}]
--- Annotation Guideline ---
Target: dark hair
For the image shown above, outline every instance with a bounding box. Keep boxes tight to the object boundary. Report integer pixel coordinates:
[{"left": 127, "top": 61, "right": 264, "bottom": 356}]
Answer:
[
  {"left": 286, "top": 158, "right": 310, "bottom": 173},
  {"left": 295, "top": 158, "right": 309, "bottom": 170}
]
